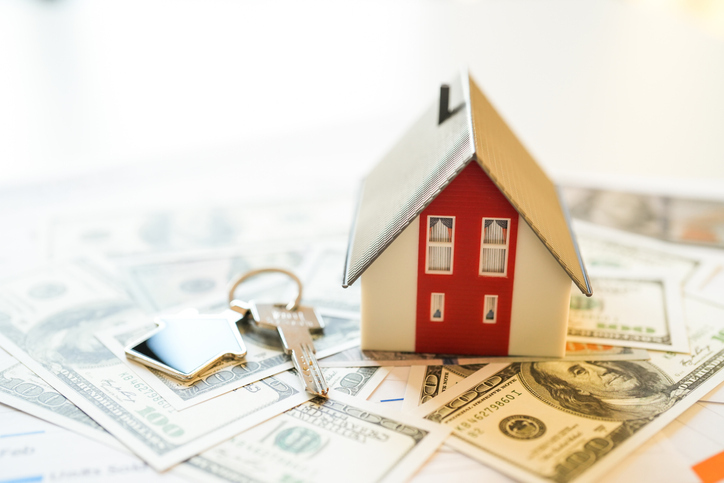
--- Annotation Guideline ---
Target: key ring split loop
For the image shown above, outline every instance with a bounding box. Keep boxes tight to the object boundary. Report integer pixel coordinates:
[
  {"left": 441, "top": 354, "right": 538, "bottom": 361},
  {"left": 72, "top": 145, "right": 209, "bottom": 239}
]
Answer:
[{"left": 228, "top": 268, "right": 303, "bottom": 312}]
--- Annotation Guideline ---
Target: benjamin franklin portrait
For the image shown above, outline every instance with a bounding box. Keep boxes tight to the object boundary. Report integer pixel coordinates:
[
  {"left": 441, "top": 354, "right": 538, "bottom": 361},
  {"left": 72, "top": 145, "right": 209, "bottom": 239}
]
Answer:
[{"left": 520, "top": 361, "right": 677, "bottom": 421}]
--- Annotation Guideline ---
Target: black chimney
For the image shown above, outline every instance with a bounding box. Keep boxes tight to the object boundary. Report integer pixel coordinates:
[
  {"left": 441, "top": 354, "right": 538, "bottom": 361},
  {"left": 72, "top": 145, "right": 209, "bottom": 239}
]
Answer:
[{"left": 438, "top": 84, "right": 451, "bottom": 125}]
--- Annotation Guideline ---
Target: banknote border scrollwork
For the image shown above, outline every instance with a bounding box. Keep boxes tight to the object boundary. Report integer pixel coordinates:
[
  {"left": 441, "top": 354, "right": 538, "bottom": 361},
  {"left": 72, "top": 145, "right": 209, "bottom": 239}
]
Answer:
[{"left": 306, "top": 397, "right": 430, "bottom": 445}]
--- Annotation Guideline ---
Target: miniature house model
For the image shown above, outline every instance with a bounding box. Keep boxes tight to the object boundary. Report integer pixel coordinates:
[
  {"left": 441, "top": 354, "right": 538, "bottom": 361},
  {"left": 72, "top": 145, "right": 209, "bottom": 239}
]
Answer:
[{"left": 342, "top": 71, "right": 592, "bottom": 358}]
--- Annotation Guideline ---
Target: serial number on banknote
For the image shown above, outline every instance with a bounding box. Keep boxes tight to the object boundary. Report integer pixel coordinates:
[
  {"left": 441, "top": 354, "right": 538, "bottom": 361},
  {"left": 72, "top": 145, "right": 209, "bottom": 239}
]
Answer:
[{"left": 456, "top": 389, "right": 523, "bottom": 435}]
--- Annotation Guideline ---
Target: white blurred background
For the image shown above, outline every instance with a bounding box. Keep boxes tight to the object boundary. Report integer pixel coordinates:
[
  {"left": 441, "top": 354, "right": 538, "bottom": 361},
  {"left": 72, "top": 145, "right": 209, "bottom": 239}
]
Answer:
[
  {"left": 0, "top": 0, "right": 723, "bottom": 266},
  {"left": 2, "top": 0, "right": 724, "bottom": 187}
]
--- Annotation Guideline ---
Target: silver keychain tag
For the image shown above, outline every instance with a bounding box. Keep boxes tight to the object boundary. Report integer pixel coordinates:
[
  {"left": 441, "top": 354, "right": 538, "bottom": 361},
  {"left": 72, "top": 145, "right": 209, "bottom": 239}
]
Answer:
[
  {"left": 124, "top": 308, "right": 247, "bottom": 381},
  {"left": 229, "top": 268, "right": 329, "bottom": 397}
]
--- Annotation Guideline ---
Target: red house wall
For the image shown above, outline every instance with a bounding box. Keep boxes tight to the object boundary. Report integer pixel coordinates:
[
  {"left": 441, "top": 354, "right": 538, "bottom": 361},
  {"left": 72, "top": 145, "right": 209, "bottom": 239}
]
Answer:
[{"left": 415, "top": 162, "right": 519, "bottom": 355}]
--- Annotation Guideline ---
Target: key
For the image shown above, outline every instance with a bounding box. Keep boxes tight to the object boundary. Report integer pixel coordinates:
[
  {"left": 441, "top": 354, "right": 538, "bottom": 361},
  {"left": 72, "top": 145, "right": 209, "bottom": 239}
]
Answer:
[
  {"left": 228, "top": 267, "right": 329, "bottom": 396},
  {"left": 246, "top": 302, "right": 329, "bottom": 396}
]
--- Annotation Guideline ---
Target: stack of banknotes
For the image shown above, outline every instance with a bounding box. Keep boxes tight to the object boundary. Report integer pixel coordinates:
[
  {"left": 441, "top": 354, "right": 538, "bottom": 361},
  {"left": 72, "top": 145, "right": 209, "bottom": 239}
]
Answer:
[{"left": 2, "top": 186, "right": 724, "bottom": 482}]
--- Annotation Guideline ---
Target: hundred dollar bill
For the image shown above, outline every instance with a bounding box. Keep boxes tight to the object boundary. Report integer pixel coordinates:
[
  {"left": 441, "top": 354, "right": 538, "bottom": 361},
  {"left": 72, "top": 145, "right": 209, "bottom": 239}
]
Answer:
[
  {"left": 0, "top": 348, "right": 120, "bottom": 449},
  {"left": 321, "top": 366, "right": 389, "bottom": 399},
  {"left": 115, "top": 242, "right": 358, "bottom": 317},
  {"left": 0, "top": 263, "right": 311, "bottom": 470},
  {"left": 561, "top": 185, "right": 724, "bottom": 248},
  {"left": 5, "top": 387, "right": 448, "bottom": 483},
  {"left": 573, "top": 220, "right": 702, "bottom": 282},
  {"left": 115, "top": 246, "right": 310, "bottom": 313},
  {"left": 46, "top": 197, "right": 352, "bottom": 261},
  {"left": 97, "top": 306, "right": 360, "bottom": 410},
  {"left": 568, "top": 271, "right": 689, "bottom": 353},
  {"left": 0, "top": 349, "right": 388, "bottom": 481},
  {"left": 320, "top": 344, "right": 649, "bottom": 368},
  {"left": 0, "top": 344, "right": 387, "bottom": 449},
  {"left": 111, "top": 243, "right": 334, "bottom": 313},
  {"left": 411, "top": 296, "right": 724, "bottom": 483},
  {"left": 403, "top": 364, "right": 488, "bottom": 411},
  {"left": 176, "top": 382, "right": 452, "bottom": 483},
  {"left": 0, "top": 404, "right": 193, "bottom": 483}
]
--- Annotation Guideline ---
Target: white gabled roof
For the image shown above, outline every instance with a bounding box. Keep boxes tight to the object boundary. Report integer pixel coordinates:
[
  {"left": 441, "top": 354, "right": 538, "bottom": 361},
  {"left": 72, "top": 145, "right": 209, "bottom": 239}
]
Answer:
[{"left": 343, "top": 70, "right": 592, "bottom": 296}]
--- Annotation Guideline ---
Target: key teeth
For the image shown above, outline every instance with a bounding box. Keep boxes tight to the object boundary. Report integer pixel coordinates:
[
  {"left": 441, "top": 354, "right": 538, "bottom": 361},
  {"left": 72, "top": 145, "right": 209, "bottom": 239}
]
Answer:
[
  {"left": 292, "top": 342, "right": 329, "bottom": 397},
  {"left": 302, "top": 343, "right": 328, "bottom": 397}
]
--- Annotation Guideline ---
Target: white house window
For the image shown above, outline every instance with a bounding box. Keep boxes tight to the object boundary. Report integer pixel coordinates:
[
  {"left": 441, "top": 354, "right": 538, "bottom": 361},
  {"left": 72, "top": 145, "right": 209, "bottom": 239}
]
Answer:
[
  {"left": 480, "top": 218, "right": 510, "bottom": 276},
  {"left": 430, "top": 293, "right": 445, "bottom": 322},
  {"left": 483, "top": 295, "right": 498, "bottom": 324},
  {"left": 426, "top": 216, "right": 455, "bottom": 274}
]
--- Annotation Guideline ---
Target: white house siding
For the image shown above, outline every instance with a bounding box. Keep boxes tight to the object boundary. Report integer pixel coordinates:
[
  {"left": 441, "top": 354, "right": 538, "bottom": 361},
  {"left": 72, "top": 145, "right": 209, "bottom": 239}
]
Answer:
[
  {"left": 509, "top": 215, "right": 572, "bottom": 357},
  {"left": 360, "top": 217, "right": 419, "bottom": 351}
]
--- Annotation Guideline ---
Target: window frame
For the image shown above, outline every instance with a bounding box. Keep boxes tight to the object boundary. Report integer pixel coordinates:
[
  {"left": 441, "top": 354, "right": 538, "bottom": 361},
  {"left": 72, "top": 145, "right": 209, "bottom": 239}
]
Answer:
[
  {"left": 425, "top": 215, "right": 456, "bottom": 275},
  {"left": 430, "top": 293, "right": 445, "bottom": 322},
  {"left": 479, "top": 217, "right": 511, "bottom": 277},
  {"left": 483, "top": 295, "right": 498, "bottom": 324}
]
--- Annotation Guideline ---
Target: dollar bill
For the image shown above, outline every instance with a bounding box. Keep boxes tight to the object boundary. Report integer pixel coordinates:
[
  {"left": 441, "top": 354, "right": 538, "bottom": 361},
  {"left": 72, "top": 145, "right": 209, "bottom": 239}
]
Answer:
[
  {"left": 319, "top": 345, "right": 649, "bottom": 368},
  {"left": 0, "top": 347, "right": 390, "bottom": 481},
  {"left": 0, "top": 403, "right": 192, "bottom": 483},
  {"left": 115, "top": 246, "right": 310, "bottom": 313},
  {"left": 176, "top": 384, "right": 452, "bottom": 483},
  {"left": 114, "top": 241, "right": 359, "bottom": 318},
  {"left": 0, "top": 347, "right": 120, "bottom": 449},
  {"left": 97, "top": 306, "right": 360, "bottom": 410},
  {"left": 0, "top": 344, "right": 387, "bottom": 447},
  {"left": 573, "top": 220, "right": 702, "bottom": 282},
  {"left": 403, "top": 364, "right": 488, "bottom": 411},
  {"left": 46, "top": 197, "right": 353, "bottom": 261},
  {"left": 411, "top": 296, "right": 724, "bottom": 483},
  {"left": 568, "top": 271, "right": 689, "bottom": 353},
  {"left": 0, "top": 263, "right": 312, "bottom": 470},
  {"left": 321, "top": 366, "right": 390, "bottom": 399},
  {"left": 561, "top": 185, "right": 724, "bottom": 248}
]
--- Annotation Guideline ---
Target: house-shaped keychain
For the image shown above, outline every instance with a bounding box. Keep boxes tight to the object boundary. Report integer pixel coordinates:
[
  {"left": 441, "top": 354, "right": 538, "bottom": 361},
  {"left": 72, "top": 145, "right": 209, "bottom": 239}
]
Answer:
[{"left": 342, "top": 70, "right": 592, "bottom": 358}]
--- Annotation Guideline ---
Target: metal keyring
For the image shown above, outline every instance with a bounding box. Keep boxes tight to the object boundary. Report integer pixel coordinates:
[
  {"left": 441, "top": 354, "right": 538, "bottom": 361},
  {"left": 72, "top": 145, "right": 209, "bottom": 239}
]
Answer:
[{"left": 227, "top": 268, "right": 303, "bottom": 312}]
